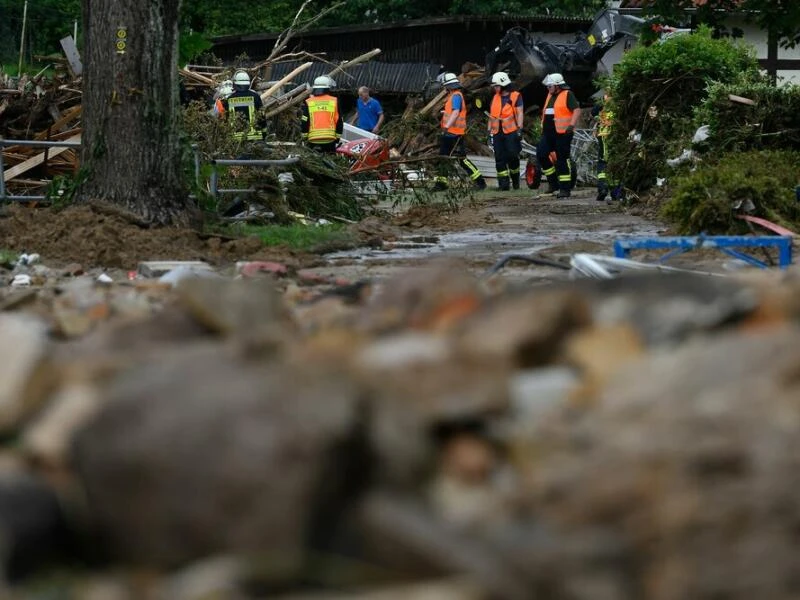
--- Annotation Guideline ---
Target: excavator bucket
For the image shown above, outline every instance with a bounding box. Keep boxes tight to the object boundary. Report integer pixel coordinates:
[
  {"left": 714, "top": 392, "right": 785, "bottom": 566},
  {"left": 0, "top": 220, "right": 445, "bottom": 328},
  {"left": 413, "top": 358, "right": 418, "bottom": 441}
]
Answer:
[{"left": 486, "top": 9, "right": 645, "bottom": 102}]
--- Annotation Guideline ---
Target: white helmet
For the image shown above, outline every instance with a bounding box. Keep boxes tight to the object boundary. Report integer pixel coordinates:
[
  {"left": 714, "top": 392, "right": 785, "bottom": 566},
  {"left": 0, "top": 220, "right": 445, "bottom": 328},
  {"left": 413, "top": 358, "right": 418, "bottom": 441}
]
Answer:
[
  {"left": 542, "top": 73, "right": 565, "bottom": 87},
  {"left": 491, "top": 72, "right": 512, "bottom": 87},
  {"left": 233, "top": 70, "right": 250, "bottom": 88},
  {"left": 218, "top": 79, "right": 234, "bottom": 98},
  {"left": 312, "top": 75, "right": 336, "bottom": 90},
  {"left": 439, "top": 72, "right": 461, "bottom": 88}
]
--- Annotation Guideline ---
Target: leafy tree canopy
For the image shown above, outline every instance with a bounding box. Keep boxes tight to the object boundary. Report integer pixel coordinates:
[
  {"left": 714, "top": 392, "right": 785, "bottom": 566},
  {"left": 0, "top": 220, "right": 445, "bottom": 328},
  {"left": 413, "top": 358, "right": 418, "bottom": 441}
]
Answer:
[{"left": 4, "top": 0, "right": 800, "bottom": 68}]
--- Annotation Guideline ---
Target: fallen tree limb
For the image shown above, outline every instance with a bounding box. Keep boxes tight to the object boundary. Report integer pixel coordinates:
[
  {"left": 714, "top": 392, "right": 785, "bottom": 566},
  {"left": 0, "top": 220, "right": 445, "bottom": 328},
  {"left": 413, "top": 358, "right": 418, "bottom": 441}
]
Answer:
[
  {"left": 264, "top": 48, "right": 383, "bottom": 118},
  {"left": 260, "top": 62, "right": 313, "bottom": 102}
]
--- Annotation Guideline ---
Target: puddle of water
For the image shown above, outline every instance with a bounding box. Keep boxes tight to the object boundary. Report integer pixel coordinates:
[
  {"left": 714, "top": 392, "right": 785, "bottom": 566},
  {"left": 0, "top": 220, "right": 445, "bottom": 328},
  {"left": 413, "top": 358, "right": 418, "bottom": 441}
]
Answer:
[{"left": 327, "top": 227, "right": 662, "bottom": 262}]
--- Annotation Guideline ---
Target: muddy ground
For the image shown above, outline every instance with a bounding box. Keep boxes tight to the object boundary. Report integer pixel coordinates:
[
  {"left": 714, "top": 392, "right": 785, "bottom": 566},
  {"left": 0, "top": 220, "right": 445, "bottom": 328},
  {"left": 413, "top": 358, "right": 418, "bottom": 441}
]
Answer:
[{"left": 0, "top": 186, "right": 677, "bottom": 279}]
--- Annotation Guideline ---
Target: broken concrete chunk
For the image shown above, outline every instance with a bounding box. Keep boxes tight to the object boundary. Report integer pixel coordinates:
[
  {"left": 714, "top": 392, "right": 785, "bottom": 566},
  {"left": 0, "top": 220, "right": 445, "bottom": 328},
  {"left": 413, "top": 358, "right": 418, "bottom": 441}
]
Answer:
[
  {"left": 137, "top": 261, "right": 213, "bottom": 279},
  {"left": 175, "top": 278, "right": 294, "bottom": 343},
  {"left": 72, "top": 349, "right": 360, "bottom": 568},
  {"left": 0, "top": 314, "right": 51, "bottom": 433}
]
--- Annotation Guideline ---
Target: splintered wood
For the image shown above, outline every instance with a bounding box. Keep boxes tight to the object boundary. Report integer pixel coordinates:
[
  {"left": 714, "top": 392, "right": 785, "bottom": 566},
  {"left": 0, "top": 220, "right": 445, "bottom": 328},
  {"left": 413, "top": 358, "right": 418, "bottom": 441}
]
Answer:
[{"left": 1, "top": 68, "right": 82, "bottom": 197}]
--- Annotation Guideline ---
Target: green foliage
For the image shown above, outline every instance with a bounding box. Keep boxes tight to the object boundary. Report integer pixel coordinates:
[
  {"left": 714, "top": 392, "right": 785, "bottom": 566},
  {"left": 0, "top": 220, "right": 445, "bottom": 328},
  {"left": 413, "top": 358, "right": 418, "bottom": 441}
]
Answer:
[
  {"left": 606, "top": 27, "right": 759, "bottom": 192},
  {"left": 0, "top": 249, "right": 19, "bottom": 269},
  {"left": 46, "top": 169, "right": 90, "bottom": 209},
  {"left": 179, "top": 31, "right": 213, "bottom": 65},
  {"left": 227, "top": 222, "right": 354, "bottom": 250},
  {"left": 661, "top": 150, "right": 800, "bottom": 234},
  {"left": 695, "top": 77, "right": 800, "bottom": 153},
  {"left": 0, "top": 0, "right": 81, "bottom": 67}
]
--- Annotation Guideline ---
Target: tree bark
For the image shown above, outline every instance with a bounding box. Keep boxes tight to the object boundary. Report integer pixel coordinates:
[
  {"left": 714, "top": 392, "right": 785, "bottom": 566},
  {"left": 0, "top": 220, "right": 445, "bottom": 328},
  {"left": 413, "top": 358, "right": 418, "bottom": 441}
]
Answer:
[{"left": 78, "top": 0, "right": 197, "bottom": 227}]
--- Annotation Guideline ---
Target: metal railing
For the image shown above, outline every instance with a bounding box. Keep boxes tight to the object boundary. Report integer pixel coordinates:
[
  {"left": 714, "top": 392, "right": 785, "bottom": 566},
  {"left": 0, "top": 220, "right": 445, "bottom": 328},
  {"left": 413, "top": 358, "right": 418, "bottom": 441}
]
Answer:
[
  {"left": 1, "top": 138, "right": 203, "bottom": 203},
  {"left": 208, "top": 156, "right": 300, "bottom": 204},
  {"left": 0, "top": 138, "right": 81, "bottom": 202}
]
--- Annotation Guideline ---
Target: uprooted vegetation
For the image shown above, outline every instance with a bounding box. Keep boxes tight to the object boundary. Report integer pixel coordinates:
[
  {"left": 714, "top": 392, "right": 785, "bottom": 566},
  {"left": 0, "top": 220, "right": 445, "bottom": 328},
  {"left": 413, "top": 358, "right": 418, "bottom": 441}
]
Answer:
[
  {"left": 606, "top": 26, "right": 760, "bottom": 194},
  {"left": 604, "top": 26, "right": 800, "bottom": 234},
  {"left": 661, "top": 150, "right": 800, "bottom": 234}
]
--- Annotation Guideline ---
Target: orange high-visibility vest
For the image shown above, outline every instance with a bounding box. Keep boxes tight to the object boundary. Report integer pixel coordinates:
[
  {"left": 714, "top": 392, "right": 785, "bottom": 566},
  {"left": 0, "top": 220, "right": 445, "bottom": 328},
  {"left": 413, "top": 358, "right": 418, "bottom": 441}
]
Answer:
[
  {"left": 441, "top": 90, "right": 467, "bottom": 135},
  {"left": 489, "top": 91, "right": 522, "bottom": 134},
  {"left": 541, "top": 90, "right": 574, "bottom": 134},
  {"left": 305, "top": 95, "right": 340, "bottom": 143}
]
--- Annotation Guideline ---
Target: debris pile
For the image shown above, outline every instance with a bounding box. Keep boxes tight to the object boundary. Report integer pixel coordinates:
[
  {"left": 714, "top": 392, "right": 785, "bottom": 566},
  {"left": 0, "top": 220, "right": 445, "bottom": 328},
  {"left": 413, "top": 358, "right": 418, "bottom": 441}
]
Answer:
[{"left": 0, "top": 256, "right": 799, "bottom": 598}]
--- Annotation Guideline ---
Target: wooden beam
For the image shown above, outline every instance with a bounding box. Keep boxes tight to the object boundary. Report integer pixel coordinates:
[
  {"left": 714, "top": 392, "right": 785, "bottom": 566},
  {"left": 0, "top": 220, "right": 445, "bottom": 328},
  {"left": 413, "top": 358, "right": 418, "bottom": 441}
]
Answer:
[
  {"left": 3, "top": 134, "right": 81, "bottom": 183},
  {"left": 260, "top": 61, "right": 312, "bottom": 102},
  {"left": 34, "top": 105, "right": 81, "bottom": 139}
]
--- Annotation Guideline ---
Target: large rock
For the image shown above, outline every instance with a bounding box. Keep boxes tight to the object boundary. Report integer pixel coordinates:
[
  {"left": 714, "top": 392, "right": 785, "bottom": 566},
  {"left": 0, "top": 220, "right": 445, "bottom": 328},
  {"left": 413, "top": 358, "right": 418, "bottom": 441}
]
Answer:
[
  {"left": 518, "top": 325, "right": 800, "bottom": 599},
  {"left": 568, "top": 272, "right": 758, "bottom": 346},
  {"left": 0, "top": 467, "right": 71, "bottom": 582},
  {"left": 0, "top": 314, "right": 53, "bottom": 434},
  {"left": 71, "top": 345, "right": 363, "bottom": 571}
]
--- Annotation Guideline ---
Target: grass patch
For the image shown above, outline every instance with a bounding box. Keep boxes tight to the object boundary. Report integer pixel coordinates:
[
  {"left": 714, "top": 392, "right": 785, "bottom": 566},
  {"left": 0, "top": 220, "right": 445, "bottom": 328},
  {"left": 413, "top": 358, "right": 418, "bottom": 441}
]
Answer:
[{"left": 231, "top": 223, "right": 357, "bottom": 252}]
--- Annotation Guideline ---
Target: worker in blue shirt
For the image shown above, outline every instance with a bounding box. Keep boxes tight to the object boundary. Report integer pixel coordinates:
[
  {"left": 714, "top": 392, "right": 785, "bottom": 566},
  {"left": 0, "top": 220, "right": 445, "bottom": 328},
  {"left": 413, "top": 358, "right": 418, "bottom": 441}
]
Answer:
[{"left": 349, "top": 86, "right": 385, "bottom": 134}]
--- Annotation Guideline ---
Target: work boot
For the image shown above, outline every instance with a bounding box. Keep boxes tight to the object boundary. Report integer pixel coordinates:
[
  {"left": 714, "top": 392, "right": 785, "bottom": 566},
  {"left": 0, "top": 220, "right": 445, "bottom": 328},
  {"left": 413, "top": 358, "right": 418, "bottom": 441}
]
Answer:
[
  {"left": 510, "top": 173, "right": 520, "bottom": 190},
  {"left": 557, "top": 188, "right": 571, "bottom": 198},
  {"left": 496, "top": 176, "right": 510, "bottom": 191},
  {"left": 596, "top": 181, "right": 609, "bottom": 202},
  {"left": 475, "top": 177, "right": 487, "bottom": 191},
  {"left": 432, "top": 180, "right": 448, "bottom": 192},
  {"left": 545, "top": 175, "right": 559, "bottom": 195}
]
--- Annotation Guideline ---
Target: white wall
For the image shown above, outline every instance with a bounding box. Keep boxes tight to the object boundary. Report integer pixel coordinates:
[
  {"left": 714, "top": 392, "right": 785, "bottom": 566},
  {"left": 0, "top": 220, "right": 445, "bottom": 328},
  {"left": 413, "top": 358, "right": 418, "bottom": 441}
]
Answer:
[{"left": 724, "top": 16, "right": 800, "bottom": 85}]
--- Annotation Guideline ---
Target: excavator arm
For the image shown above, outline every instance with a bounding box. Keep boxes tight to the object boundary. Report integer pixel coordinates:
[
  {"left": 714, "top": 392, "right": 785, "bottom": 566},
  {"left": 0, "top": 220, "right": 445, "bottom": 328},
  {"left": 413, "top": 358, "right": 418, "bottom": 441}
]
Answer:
[{"left": 486, "top": 8, "right": 645, "bottom": 101}]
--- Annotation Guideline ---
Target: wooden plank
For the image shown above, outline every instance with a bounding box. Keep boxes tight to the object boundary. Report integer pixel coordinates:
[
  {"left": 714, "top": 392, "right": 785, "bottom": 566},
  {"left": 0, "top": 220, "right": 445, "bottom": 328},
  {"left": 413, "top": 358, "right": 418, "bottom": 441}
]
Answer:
[
  {"left": 35, "top": 105, "right": 82, "bottom": 139},
  {"left": 728, "top": 94, "right": 756, "bottom": 106},
  {"left": 3, "top": 134, "right": 81, "bottom": 183},
  {"left": 419, "top": 89, "right": 447, "bottom": 117},
  {"left": 59, "top": 35, "right": 83, "bottom": 77}
]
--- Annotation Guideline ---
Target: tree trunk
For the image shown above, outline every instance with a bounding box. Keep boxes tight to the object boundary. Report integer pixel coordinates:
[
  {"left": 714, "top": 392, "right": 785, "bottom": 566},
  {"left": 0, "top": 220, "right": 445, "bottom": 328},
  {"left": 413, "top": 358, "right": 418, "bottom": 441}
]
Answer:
[{"left": 78, "top": 0, "right": 197, "bottom": 227}]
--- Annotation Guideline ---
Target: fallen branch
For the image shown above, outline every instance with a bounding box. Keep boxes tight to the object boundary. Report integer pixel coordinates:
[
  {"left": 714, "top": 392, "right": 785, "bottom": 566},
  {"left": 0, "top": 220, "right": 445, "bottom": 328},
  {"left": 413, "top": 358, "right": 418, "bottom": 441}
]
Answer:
[
  {"left": 260, "top": 62, "right": 313, "bottom": 102},
  {"left": 264, "top": 48, "right": 382, "bottom": 118},
  {"left": 267, "top": 0, "right": 345, "bottom": 63}
]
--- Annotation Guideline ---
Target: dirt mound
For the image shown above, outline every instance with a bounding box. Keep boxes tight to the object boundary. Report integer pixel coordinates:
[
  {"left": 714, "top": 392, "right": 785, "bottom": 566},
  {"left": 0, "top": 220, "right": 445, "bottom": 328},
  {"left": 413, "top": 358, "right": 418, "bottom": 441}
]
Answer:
[{"left": 0, "top": 205, "right": 308, "bottom": 269}]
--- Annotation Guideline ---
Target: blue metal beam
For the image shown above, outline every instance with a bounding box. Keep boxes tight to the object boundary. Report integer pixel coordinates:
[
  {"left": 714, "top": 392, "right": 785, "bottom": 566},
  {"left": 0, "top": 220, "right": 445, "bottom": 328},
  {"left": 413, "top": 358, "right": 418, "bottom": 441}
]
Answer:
[{"left": 613, "top": 235, "right": 793, "bottom": 269}]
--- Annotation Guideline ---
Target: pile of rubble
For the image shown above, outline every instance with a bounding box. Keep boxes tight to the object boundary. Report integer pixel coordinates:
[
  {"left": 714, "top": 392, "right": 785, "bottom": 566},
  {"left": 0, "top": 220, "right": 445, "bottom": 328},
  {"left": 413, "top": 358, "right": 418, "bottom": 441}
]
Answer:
[
  {"left": 2, "top": 48, "right": 515, "bottom": 202},
  {"left": 1, "top": 254, "right": 800, "bottom": 598}
]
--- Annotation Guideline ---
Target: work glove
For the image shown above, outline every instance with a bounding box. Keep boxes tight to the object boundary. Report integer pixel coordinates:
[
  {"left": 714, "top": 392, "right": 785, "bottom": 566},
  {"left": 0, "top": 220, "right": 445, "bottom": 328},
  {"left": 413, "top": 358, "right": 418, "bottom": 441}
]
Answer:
[{"left": 565, "top": 125, "right": 575, "bottom": 134}]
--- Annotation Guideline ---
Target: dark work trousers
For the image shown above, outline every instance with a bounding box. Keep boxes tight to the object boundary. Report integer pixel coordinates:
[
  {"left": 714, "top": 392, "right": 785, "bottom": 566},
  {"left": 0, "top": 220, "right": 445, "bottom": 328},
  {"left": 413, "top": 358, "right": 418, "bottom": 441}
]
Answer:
[
  {"left": 537, "top": 129, "right": 574, "bottom": 192},
  {"left": 492, "top": 132, "right": 522, "bottom": 190},
  {"left": 437, "top": 133, "right": 486, "bottom": 189},
  {"left": 308, "top": 140, "right": 338, "bottom": 154},
  {"left": 596, "top": 135, "right": 609, "bottom": 200}
]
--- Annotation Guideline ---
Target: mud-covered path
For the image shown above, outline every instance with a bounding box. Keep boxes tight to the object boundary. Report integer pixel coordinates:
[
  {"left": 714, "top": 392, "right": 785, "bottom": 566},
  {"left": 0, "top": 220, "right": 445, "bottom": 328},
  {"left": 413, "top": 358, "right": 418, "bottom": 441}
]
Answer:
[{"left": 314, "top": 186, "right": 666, "bottom": 283}]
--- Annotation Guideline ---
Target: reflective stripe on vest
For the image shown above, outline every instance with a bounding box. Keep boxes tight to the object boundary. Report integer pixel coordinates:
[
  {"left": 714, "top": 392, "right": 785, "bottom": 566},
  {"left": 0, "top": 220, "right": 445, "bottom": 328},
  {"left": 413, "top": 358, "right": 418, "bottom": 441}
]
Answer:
[
  {"left": 441, "top": 91, "right": 467, "bottom": 135},
  {"left": 305, "top": 95, "right": 339, "bottom": 143},
  {"left": 598, "top": 108, "right": 613, "bottom": 137},
  {"left": 488, "top": 91, "right": 521, "bottom": 134},
  {"left": 541, "top": 90, "right": 574, "bottom": 134},
  {"left": 226, "top": 95, "right": 261, "bottom": 140}
]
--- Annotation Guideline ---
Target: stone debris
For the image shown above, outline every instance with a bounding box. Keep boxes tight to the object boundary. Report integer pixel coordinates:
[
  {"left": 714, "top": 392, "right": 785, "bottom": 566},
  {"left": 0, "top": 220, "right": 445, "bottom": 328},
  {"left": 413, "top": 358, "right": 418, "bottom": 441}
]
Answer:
[{"left": 0, "top": 255, "right": 798, "bottom": 598}]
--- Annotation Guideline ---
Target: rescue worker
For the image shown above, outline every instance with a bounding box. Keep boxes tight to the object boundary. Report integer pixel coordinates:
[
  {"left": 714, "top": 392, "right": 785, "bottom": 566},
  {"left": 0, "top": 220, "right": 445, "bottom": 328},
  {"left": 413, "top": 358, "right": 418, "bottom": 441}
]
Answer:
[
  {"left": 301, "top": 75, "right": 343, "bottom": 153},
  {"left": 593, "top": 93, "right": 613, "bottom": 202},
  {"left": 215, "top": 70, "right": 265, "bottom": 141},
  {"left": 487, "top": 71, "right": 524, "bottom": 191},
  {"left": 434, "top": 72, "right": 487, "bottom": 191},
  {"left": 537, "top": 73, "right": 581, "bottom": 198}
]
